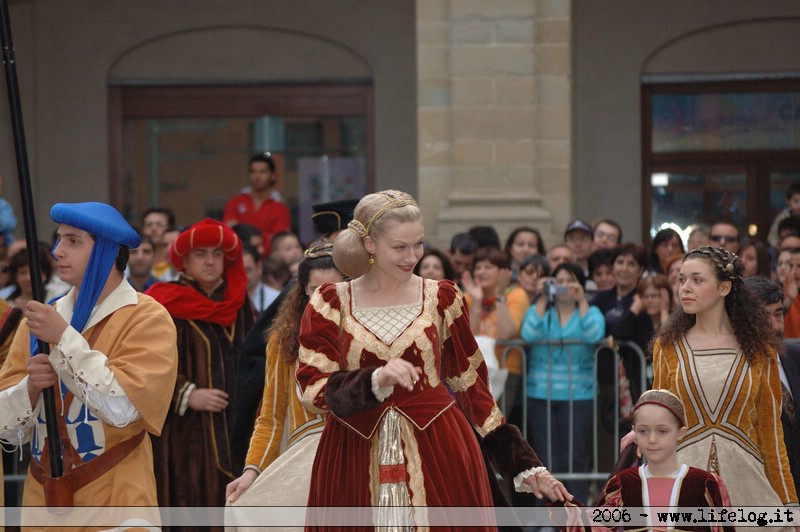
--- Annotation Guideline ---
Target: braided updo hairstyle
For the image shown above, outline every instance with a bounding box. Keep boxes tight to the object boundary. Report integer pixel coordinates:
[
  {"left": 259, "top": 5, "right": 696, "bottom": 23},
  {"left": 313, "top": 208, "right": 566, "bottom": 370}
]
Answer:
[
  {"left": 332, "top": 190, "right": 422, "bottom": 279},
  {"left": 657, "top": 246, "right": 776, "bottom": 362}
]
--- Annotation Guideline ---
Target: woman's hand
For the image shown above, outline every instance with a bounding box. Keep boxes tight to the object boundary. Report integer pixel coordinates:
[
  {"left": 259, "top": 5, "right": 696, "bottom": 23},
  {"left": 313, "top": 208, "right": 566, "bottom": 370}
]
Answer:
[
  {"left": 377, "top": 358, "right": 422, "bottom": 391},
  {"left": 461, "top": 271, "right": 483, "bottom": 302},
  {"left": 226, "top": 468, "right": 259, "bottom": 503},
  {"left": 630, "top": 293, "right": 644, "bottom": 315},
  {"left": 524, "top": 470, "right": 572, "bottom": 502},
  {"left": 565, "top": 281, "right": 585, "bottom": 303},
  {"left": 534, "top": 277, "right": 552, "bottom": 302}
]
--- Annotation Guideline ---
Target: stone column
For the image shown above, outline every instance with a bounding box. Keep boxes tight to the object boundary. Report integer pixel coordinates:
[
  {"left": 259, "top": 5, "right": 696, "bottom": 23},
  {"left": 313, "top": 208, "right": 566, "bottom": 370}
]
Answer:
[{"left": 417, "top": 0, "right": 571, "bottom": 250}]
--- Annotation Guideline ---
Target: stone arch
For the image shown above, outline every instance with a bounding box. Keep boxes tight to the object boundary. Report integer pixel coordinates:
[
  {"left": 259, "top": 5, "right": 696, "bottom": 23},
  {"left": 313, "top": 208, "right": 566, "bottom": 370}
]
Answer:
[
  {"left": 642, "top": 17, "right": 800, "bottom": 74},
  {"left": 108, "top": 25, "right": 372, "bottom": 81}
]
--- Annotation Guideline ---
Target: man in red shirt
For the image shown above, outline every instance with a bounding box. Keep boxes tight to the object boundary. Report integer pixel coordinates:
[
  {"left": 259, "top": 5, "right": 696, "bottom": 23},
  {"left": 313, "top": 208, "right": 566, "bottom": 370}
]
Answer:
[{"left": 223, "top": 153, "right": 291, "bottom": 256}]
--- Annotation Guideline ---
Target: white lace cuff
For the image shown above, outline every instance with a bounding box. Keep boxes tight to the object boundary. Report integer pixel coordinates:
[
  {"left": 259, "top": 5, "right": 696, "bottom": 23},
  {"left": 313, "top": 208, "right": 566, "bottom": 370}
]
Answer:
[
  {"left": 370, "top": 368, "right": 394, "bottom": 402},
  {"left": 513, "top": 466, "right": 548, "bottom": 493}
]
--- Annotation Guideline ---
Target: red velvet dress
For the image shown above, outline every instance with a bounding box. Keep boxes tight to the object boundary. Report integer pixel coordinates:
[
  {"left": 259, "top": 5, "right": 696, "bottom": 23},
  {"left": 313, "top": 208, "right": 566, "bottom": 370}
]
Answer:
[
  {"left": 296, "top": 278, "right": 540, "bottom": 530},
  {"left": 595, "top": 465, "right": 733, "bottom": 532}
]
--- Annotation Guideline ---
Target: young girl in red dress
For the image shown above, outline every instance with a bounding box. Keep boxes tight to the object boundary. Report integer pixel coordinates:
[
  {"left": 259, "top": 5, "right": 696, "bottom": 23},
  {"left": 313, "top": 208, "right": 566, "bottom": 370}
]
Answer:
[{"left": 595, "top": 389, "right": 732, "bottom": 532}]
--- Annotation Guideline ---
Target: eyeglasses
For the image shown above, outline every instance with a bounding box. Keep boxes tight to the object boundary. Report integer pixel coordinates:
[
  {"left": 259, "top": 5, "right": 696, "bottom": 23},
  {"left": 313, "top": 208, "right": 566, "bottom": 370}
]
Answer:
[
  {"left": 594, "top": 230, "right": 619, "bottom": 243},
  {"left": 710, "top": 235, "right": 738, "bottom": 243}
]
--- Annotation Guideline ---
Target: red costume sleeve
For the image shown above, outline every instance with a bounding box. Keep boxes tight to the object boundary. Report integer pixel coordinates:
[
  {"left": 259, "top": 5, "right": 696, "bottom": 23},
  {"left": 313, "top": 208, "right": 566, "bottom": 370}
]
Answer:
[
  {"left": 594, "top": 473, "right": 624, "bottom": 508},
  {"left": 295, "top": 283, "right": 344, "bottom": 414},
  {"left": 438, "top": 280, "right": 502, "bottom": 434},
  {"left": 438, "top": 280, "right": 542, "bottom": 477}
]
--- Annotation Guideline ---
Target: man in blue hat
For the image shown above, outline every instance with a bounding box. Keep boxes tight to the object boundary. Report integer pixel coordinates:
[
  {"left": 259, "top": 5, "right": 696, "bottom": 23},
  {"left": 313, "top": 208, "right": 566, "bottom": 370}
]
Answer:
[{"left": 0, "top": 202, "right": 177, "bottom": 517}]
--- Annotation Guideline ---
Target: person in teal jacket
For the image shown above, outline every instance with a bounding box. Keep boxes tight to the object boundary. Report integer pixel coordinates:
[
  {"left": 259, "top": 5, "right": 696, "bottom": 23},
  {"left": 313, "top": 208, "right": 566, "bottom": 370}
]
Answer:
[{"left": 521, "top": 261, "right": 605, "bottom": 502}]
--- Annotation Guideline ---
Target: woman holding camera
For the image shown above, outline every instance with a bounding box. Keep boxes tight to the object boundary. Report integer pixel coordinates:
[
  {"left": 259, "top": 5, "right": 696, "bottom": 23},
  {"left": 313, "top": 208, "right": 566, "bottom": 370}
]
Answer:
[{"left": 521, "top": 262, "right": 605, "bottom": 502}]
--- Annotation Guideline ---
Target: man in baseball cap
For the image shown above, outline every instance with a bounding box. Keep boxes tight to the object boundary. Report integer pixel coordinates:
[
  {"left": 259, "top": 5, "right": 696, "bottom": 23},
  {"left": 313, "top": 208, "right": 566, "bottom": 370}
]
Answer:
[{"left": 564, "top": 219, "right": 593, "bottom": 276}]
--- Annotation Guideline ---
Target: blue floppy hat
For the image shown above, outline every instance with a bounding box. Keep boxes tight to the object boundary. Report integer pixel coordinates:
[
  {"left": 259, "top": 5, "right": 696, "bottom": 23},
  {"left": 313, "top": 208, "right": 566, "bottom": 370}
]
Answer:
[
  {"left": 49, "top": 202, "right": 139, "bottom": 333},
  {"left": 51, "top": 202, "right": 140, "bottom": 248}
]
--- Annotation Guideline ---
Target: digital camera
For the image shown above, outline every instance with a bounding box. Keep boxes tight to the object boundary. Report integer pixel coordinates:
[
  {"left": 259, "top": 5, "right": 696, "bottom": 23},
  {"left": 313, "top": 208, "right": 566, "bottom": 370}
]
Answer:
[{"left": 543, "top": 278, "right": 568, "bottom": 302}]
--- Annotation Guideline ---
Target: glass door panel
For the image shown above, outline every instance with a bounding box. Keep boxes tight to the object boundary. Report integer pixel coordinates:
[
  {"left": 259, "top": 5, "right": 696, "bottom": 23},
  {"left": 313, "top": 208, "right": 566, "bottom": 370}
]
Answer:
[
  {"left": 650, "top": 171, "right": 747, "bottom": 241},
  {"left": 770, "top": 170, "right": 800, "bottom": 220},
  {"left": 122, "top": 115, "right": 367, "bottom": 238}
]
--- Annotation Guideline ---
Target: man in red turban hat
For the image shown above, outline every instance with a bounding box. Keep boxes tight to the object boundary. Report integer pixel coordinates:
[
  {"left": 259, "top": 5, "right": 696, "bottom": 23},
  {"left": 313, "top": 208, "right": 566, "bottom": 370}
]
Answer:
[{"left": 147, "top": 218, "right": 254, "bottom": 509}]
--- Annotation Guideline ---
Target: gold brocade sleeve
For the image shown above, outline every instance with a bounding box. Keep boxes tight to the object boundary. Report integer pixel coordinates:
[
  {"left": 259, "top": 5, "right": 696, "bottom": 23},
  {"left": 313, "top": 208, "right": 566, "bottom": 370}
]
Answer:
[
  {"left": 651, "top": 338, "right": 667, "bottom": 390},
  {"left": 244, "top": 334, "right": 290, "bottom": 471}
]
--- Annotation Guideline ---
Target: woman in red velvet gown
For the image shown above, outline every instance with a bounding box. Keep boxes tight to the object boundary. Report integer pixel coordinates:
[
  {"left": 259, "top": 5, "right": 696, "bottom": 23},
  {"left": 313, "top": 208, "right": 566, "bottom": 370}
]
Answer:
[{"left": 296, "top": 190, "right": 570, "bottom": 530}]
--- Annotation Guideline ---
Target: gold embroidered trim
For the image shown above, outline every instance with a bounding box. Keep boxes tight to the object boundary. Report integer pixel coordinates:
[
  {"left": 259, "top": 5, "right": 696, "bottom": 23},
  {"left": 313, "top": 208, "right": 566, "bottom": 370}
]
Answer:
[
  {"left": 333, "top": 399, "right": 456, "bottom": 440},
  {"left": 440, "top": 284, "right": 468, "bottom": 347},
  {"left": 342, "top": 280, "right": 441, "bottom": 391},
  {"left": 370, "top": 429, "right": 380, "bottom": 507},
  {"left": 675, "top": 338, "right": 762, "bottom": 458},
  {"left": 310, "top": 287, "right": 341, "bottom": 331},
  {"left": 400, "top": 414, "right": 429, "bottom": 531},
  {"left": 476, "top": 404, "right": 503, "bottom": 437},
  {"left": 445, "top": 348, "right": 485, "bottom": 393},
  {"left": 375, "top": 409, "right": 413, "bottom": 529},
  {"left": 707, "top": 434, "right": 720, "bottom": 475},
  {"left": 342, "top": 280, "right": 432, "bottom": 364},
  {"left": 298, "top": 346, "right": 340, "bottom": 374},
  {"left": 300, "top": 378, "right": 329, "bottom": 414},
  {"left": 288, "top": 417, "right": 326, "bottom": 446},
  {"left": 187, "top": 320, "right": 235, "bottom": 478}
]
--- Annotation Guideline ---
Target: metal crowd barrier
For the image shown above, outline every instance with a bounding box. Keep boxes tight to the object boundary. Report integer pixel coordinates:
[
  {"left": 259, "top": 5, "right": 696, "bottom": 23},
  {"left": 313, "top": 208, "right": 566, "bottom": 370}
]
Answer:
[{"left": 496, "top": 337, "right": 648, "bottom": 484}]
